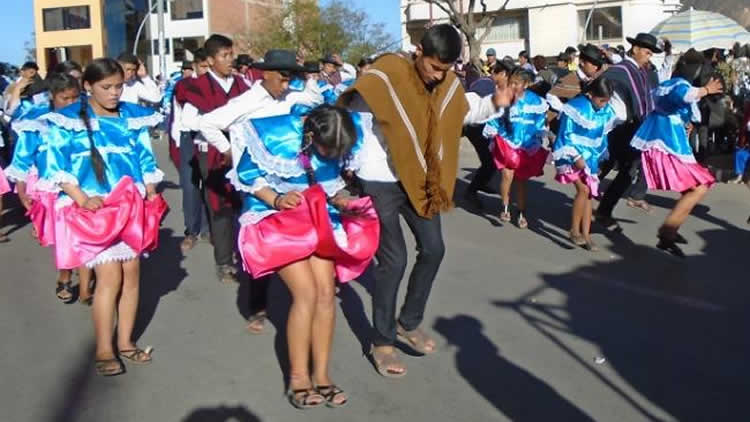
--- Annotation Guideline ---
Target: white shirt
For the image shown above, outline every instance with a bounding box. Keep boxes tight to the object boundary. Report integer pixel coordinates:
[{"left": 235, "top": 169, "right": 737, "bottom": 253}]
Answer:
[
  {"left": 340, "top": 63, "right": 357, "bottom": 82},
  {"left": 208, "top": 70, "right": 236, "bottom": 93},
  {"left": 348, "top": 92, "right": 501, "bottom": 183},
  {"left": 120, "top": 76, "right": 162, "bottom": 104},
  {"left": 198, "top": 79, "right": 323, "bottom": 154}
]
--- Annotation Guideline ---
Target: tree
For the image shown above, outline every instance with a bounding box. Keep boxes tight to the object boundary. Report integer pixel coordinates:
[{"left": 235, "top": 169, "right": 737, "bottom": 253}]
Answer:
[
  {"left": 241, "top": 0, "right": 395, "bottom": 64},
  {"left": 423, "top": 0, "right": 510, "bottom": 69},
  {"left": 24, "top": 32, "right": 36, "bottom": 63}
]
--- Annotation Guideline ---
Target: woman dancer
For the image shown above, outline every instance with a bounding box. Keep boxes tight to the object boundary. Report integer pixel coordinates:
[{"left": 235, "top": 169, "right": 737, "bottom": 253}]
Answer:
[
  {"left": 231, "top": 105, "right": 379, "bottom": 409},
  {"left": 631, "top": 49, "right": 723, "bottom": 257},
  {"left": 40, "top": 58, "right": 167, "bottom": 375},
  {"left": 553, "top": 76, "right": 617, "bottom": 251},
  {"left": 6, "top": 72, "right": 95, "bottom": 303},
  {"left": 485, "top": 69, "right": 549, "bottom": 228}
]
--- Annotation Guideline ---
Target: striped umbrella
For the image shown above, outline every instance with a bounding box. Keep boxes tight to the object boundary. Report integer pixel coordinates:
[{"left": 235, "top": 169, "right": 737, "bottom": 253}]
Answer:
[{"left": 650, "top": 8, "right": 750, "bottom": 52}]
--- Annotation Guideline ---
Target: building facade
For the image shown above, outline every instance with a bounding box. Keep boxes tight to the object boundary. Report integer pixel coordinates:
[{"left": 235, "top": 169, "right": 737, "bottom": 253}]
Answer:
[{"left": 401, "top": 0, "right": 682, "bottom": 60}]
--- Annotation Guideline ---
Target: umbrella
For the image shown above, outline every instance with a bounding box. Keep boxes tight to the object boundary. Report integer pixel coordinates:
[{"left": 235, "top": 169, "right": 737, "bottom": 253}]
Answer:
[{"left": 650, "top": 8, "right": 750, "bottom": 52}]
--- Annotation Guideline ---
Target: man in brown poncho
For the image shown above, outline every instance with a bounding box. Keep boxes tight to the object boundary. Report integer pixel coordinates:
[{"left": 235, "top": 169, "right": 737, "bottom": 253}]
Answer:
[{"left": 339, "top": 24, "right": 515, "bottom": 378}]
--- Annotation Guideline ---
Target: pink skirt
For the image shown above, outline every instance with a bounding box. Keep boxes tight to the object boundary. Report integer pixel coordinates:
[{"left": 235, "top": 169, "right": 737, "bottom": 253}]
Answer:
[
  {"left": 0, "top": 167, "right": 10, "bottom": 196},
  {"left": 27, "top": 191, "right": 58, "bottom": 247},
  {"left": 53, "top": 176, "right": 168, "bottom": 269},
  {"left": 238, "top": 184, "right": 380, "bottom": 283},
  {"left": 555, "top": 169, "right": 601, "bottom": 199},
  {"left": 641, "top": 149, "right": 715, "bottom": 192},
  {"left": 492, "top": 135, "right": 548, "bottom": 181}
]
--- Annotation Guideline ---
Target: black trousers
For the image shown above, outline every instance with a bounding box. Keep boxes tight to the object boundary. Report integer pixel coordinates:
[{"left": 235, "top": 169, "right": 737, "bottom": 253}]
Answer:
[
  {"left": 464, "top": 125, "right": 495, "bottom": 192},
  {"left": 178, "top": 134, "right": 208, "bottom": 236},
  {"left": 197, "top": 152, "right": 235, "bottom": 267},
  {"left": 361, "top": 181, "right": 445, "bottom": 346},
  {"left": 598, "top": 122, "right": 644, "bottom": 217}
]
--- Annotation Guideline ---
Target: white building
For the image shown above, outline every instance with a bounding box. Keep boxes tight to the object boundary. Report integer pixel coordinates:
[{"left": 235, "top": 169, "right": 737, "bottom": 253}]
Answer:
[
  {"left": 400, "top": 0, "right": 683, "bottom": 60},
  {"left": 143, "top": 0, "right": 211, "bottom": 76}
]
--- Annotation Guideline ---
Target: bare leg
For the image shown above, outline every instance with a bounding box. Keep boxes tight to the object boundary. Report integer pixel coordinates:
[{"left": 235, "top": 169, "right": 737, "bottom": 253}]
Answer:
[
  {"left": 500, "top": 168, "right": 514, "bottom": 219},
  {"left": 582, "top": 196, "right": 593, "bottom": 241},
  {"left": 662, "top": 185, "right": 709, "bottom": 232},
  {"left": 516, "top": 180, "right": 528, "bottom": 228},
  {"left": 571, "top": 180, "right": 588, "bottom": 238},
  {"left": 309, "top": 256, "right": 336, "bottom": 383},
  {"left": 116, "top": 258, "right": 141, "bottom": 352},
  {"left": 78, "top": 266, "right": 93, "bottom": 301},
  {"left": 92, "top": 261, "right": 122, "bottom": 365},
  {"left": 277, "top": 259, "right": 323, "bottom": 404},
  {"left": 0, "top": 195, "right": 6, "bottom": 242}
]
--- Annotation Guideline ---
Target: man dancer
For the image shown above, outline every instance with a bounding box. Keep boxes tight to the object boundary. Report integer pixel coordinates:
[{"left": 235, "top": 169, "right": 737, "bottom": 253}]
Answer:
[
  {"left": 199, "top": 49, "right": 321, "bottom": 333},
  {"left": 339, "top": 24, "right": 515, "bottom": 377},
  {"left": 596, "top": 33, "right": 661, "bottom": 228},
  {"left": 117, "top": 53, "right": 162, "bottom": 105}
]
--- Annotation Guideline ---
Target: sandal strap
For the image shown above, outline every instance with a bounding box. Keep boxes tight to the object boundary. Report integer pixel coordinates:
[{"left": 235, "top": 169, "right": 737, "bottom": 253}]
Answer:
[
  {"left": 119, "top": 347, "right": 152, "bottom": 361},
  {"left": 289, "top": 388, "right": 323, "bottom": 406}
]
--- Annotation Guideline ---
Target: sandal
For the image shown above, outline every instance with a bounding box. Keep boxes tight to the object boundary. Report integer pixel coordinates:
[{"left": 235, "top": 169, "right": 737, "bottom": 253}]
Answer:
[
  {"left": 369, "top": 345, "right": 407, "bottom": 378},
  {"left": 517, "top": 213, "right": 528, "bottom": 229},
  {"left": 583, "top": 240, "right": 600, "bottom": 252},
  {"left": 626, "top": 198, "right": 652, "bottom": 214},
  {"left": 119, "top": 346, "right": 153, "bottom": 365},
  {"left": 286, "top": 388, "right": 324, "bottom": 409},
  {"left": 316, "top": 384, "right": 348, "bottom": 408},
  {"left": 245, "top": 311, "right": 267, "bottom": 335},
  {"left": 0, "top": 233, "right": 8, "bottom": 243},
  {"left": 396, "top": 324, "right": 437, "bottom": 354},
  {"left": 95, "top": 358, "right": 124, "bottom": 377},
  {"left": 79, "top": 295, "right": 93, "bottom": 306},
  {"left": 56, "top": 281, "right": 74, "bottom": 303},
  {"left": 500, "top": 210, "right": 512, "bottom": 222},
  {"left": 569, "top": 232, "right": 586, "bottom": 246}
]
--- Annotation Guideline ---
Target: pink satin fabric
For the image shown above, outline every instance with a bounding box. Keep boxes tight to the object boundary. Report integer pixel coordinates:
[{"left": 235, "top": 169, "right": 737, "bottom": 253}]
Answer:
[
  {"left": 53, "top": 176, "right": 168, "bottom": 269},
  {"left": 238, "top": 184, "right": 380, "bottom": 282},
  {"left": 555, "top": 170, "right": 600, "bottom": 199},
  {"left": 0, "top": 167, "right": 10, "bottom": 196},
  {"left": 27, "top": 191, "right": 58, "bottom": 247},
  {"left": 641, "top": 149, "right": 715, "bottom": 193},
  {"left": 492, "top": 136, "right": 549, "bottom": 180}
]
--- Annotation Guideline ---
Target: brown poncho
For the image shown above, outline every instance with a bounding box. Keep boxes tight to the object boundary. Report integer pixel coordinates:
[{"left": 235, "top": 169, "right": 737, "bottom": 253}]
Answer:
[{"left": 339, "top": 54, "right": 469, "bottom": 218}]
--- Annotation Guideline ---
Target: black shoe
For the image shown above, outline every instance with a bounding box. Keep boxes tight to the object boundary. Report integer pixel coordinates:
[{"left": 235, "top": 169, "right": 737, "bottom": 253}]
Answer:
[
  {"left": 594, "top": 213, "right": 618, "bottom": 228},
  {"left": 657, "top": 236, "right": 686, "bottom": 258},
  {"left": 476, "top": 184, "right": 497, "bottom": 195},
  {"left": 463, "top": 190, "right": 483, "bottom": 208},
  {"left": 674, "top": 232, "right": 688, "bottom": 245}
]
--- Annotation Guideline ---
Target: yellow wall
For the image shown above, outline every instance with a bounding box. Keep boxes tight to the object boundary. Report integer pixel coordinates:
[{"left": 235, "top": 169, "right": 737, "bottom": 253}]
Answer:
[{"left": 34, "top": 0, "right": 105, "bottom": 74}]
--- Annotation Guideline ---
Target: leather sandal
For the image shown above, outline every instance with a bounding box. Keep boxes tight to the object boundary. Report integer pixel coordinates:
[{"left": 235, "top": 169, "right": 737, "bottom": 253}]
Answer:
[
  {"left": 396, "top": 324, "right": 437, "bottom": 354},
  {"left": 287, "top": 388, "right": 324, "bottom": 409},
  {"left": 369, "top": 345, "right": 407, "bottom": 378},
  {"left": 95, "top": 358, "right": 124, "bottom": 377},
  {"left": 316, "top": 384, "right": 348, "bottom": 408},
  {"left": 56, "top": 281, "right": 74, "bottom": 303},
  {"left": 245, "top": 311, "right": 267, "bottom": 335},
  {"left": 119, "top": 346, "right": 153, "bottom": 365}
]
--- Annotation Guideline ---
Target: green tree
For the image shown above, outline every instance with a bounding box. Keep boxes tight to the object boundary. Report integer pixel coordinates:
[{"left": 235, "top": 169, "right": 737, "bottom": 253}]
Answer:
[{"left": 24, "top": 32, "right": 36, "bottom": 63}]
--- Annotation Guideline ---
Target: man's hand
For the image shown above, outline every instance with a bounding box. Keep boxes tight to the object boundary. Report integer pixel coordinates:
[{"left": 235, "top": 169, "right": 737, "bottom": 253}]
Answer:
[
  {"left": 137, "top": 60, "right": 148, "bottom": 78},
  {"left": 492, "top": 85, "right": 515, "bottom": 109}
]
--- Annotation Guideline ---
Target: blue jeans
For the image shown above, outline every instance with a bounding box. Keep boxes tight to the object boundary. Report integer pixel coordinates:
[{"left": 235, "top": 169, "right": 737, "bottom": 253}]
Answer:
[
  {"left": 179, "top": 132, "right": 208, "bottom": 236},
  {"left": 735, "top": 148, "right": 750, "bottom": 177}
]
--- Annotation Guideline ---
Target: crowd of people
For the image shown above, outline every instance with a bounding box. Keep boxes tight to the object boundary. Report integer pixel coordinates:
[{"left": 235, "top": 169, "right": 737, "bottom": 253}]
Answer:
[{"left": 0, "top": 23, "right": 745, "bottom": 409}]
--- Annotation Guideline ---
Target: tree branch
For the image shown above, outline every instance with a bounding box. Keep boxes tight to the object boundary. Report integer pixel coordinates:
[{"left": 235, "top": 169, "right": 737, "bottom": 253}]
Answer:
[
  {"left": 425, "top": 0, "right": 463, "bottom": 27},
  {"left": 477, "top": 14, "right": 495, "bottom": 44}
]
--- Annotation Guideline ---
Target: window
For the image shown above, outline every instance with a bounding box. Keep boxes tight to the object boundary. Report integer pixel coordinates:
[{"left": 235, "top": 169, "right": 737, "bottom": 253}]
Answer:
[
  {"left": 153, "top": 39, "right": 171, "bottom": 55},
  {"left": 42, "top": 6, "right": 91, "bottom": 31},
  {"left": 478, "top": 15, "right": 527, "bottom": 42},
  {"left": 173, "top": 36, "right": 205, "bottom": 62},
  {"left": 170, "top": 0, "right": 203, "bottom": 20},
  {"left": 578, "top": 7, "right": 623, "bottom": 41}
]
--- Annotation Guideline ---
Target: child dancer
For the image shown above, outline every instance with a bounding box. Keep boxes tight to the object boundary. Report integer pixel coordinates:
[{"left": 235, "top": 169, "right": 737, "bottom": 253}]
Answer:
[
  {"left": 232, "top": 105, "right": 379, "bottom": 409},
  {"left": 484, "top": 69, "right": 549, "bottom": 228},
  {"left": 40, "top": 58, "right": 167, "bottom": 375},
  {"left": 6, "top": 72, "right": 96, "bottom": 303},
  {"left": 553, "top": 76, "right": 617, "bottom": 251},
  {"left": 631, "top": 49, "right": 723, "bottom": 257}
]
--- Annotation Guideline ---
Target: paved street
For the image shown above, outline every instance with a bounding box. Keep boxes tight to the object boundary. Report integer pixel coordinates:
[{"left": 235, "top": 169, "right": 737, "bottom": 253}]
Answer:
[{"left": 2, "top": 138, "right": 749, "bottom": 422}]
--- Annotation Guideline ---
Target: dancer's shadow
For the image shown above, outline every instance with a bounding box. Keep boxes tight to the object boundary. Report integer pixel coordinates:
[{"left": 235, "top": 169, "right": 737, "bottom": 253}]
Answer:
[
  {"left": 0, "top": 193, "right": 30, "bottom": 236},
  {"left": 263, "top": 279, "right": 292, "bottom": 388},
  {"left": 134, "top": 228, "right": 189, "bottom": 341},
  {"left": 453, "top": 177, "right": 504, "bottom": 227},
  {"left": 181, "top": 404, "right": 261, "bottom": 422},
  {"left": 337, "top": 265, "right": 376, "bottom": 354},
  {"left": 434, "top": 315, "right": 595, "bottom": 421}
]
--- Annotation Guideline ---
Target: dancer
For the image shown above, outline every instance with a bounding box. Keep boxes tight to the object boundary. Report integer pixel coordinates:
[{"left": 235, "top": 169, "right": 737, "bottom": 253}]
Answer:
[
  {"left": 40, "top": 58, "right": 167, "bottom": 376},
  {"left": 232, "top": 105, "right": 379, "bottom": 408},
  {"left": 485, "top": 69, "right": 549, "bottom": 228},
  {"left": 339, "top": 24, "right": 515, "bottom": 378},
  {"left": 6, "top": 72, "right": 95, "bottom": 302},
  {"left": 630, "top": 49, "right": 723, "bottom": 257},
  {"left": 553, "top": 76, "right": 617, "bottom": 251},
  {"left": 0, "top": 151, "right": 8, "bottom": 243}
]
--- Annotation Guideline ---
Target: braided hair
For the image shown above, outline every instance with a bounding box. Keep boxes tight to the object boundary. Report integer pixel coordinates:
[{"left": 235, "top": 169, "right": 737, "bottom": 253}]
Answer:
[
  {"left": 80, "top": 58, "right": 125, "bottom": 184},
  {"left": 45, "top": 72, "right": 80, "bottom": 110},
  {"left": 300, "top": 104, "right": 357, "bottom": 186}
]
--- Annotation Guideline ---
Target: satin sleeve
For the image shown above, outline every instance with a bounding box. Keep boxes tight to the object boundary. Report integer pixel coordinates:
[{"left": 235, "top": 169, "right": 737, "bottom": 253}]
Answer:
[
  {"left": 6, "top": 129, "right": 41, "bottom": 181},
  {"left": 134, "top": 128, "right": 164, "bottom": 185},
  {"left": 552, "top": 114, "right": 583, "bottom": 163},
  {"left": 235, "top": 149, "right": 271, "bottom": 194},
  {"left": 40, "top": 125, "right": 78, "bottom": 191}
]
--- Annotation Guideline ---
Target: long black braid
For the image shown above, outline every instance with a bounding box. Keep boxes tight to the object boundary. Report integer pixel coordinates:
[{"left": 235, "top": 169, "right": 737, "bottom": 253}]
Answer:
[{"left": 79, "top": 94, "right": 107, "bottom": 184}]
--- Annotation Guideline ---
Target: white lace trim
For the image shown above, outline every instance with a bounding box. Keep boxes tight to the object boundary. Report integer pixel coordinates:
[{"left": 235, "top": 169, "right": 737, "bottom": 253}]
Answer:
[
  {"left": 631, "top": 137, "right": 697, "bottom": 163},
  {"left": 232, "top": 121, "right": 305, "bottom": 178},
  {"left": 71, "top": 146, "right": 133, "bottom": 159},
  {"left": 142, "top": 169, "right": 164, "bottom": 185},
  {"left": 519, "top": 101, "right": 549, "bottom": 115},
  {"left": 239, "top": 209, "right": 279, "bottom": 225},
  {"left": 509, "top": 117, "right": 539, "bottom": 126},
  {"left": 38, "top": 171, "right": 79, "bottom": 192},
  {"left": 45, "top": 112, "right": 99, "bottom": 131},
  {"left": 232, "top": 172, "right": 271, "bottom": 194},
  {"left": 53, "top": 183, "right": 146, "bottom": 210},
  {"left": 561, "top": 104, "right": 599, "bottom": 130},
  {"left": 556, "top": 163, "right": 598, "bottom": 180},
  {"left": 552, "top": 146, "right": 582, "bottom": 162},
  {"left": 85, "top": 241, "right": 138, "bottom": 268},
  {"left": 11, "top": 119, "right": 49, "bottom": 134},
  {"left": 127, "top": 113, "right": 164, "bottom": 130},
  {"left": 483, "top": 123, "right": 499, "bottom": 138},
  {"left": 546, "top": 93, "right": 564, "bottom": 112},
  {"left": 263, "top": 174, "right": 346, "bottom": 198},
  {"left": 4, "top": 165, "right": 29, "bottom": 182},
  {"left": 568, "top": 132, "right": 605, "bottom": 148}
]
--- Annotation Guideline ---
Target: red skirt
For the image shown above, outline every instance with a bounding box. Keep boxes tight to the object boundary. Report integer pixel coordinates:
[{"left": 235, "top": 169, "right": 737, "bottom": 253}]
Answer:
[
  {"left": 53, "top": 177, "right": 168, "bottom": 269},
  {"left": 492, "top": 135, "right": 548, "bottom": 181},
  {"left": 238, "top": 184, "right": 380, "bottom": 282}
]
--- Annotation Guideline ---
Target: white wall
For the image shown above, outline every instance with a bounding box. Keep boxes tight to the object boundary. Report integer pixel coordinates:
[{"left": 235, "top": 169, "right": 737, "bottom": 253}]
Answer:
[
  {"left": 528, "top": 4, "right": 579, "bottom": 56},
  {"left": 145, "top": 0, "right": 210, "bottom": 76}
]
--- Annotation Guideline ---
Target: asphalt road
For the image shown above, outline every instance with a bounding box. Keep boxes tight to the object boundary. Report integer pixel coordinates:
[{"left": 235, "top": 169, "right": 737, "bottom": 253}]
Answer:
[{"left": 1, "top": 138, "right": 748, "bottom": 422}]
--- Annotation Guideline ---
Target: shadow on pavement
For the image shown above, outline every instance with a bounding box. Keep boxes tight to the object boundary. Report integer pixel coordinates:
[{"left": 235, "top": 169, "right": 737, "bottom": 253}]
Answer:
[
  {"left": 434, "top": 315, "right": 596, "bottom": 421},
  {"left": 134, "top": 228, "right": 189, "bottom": 341},
  {"left": 494, "top": 225, "right": 750, "bottom": 421},
  {"left": 46, "top": 341, "right": 96, "bottom": 422},
  {"left": 181, "top": 404, "right": 261, "bottom": 422},
  {"left": 0, "top": 193, "right": 30, "bottom": 237}
]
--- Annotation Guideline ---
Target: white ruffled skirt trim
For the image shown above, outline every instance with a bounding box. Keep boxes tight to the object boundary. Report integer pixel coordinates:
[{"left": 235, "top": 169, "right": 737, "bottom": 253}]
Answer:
[{"left": 85, "top": 241, "right": 138, "bottom": 268}]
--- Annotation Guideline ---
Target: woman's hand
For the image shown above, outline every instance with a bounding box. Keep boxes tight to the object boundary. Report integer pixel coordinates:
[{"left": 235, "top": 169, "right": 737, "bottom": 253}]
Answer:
[
  {"left": 704, "top": 78, "right": 723, "bottom": 96},
  {"left": 82, "top": 196, "right": 104, "bottom": 211},
  {"left": 331, "top": 194, "right": 352, "bottom": 210},
  {"left": 685, "top": 122, "right": 694, "bottom": 137},
  {"left": 146, "top": 184, "right": 158, "bottom": 200},
  {"left": 275, "top": 191, "right": 303, "bottom": 210},
  {"left": 574, "top": 157, "right": 586, "bottom": 170}
]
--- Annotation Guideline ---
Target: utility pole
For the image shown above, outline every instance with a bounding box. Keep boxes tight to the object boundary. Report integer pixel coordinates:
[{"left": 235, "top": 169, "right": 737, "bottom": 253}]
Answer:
[{"left": 156, "top": 0, "right": 167, "bottom": 78}]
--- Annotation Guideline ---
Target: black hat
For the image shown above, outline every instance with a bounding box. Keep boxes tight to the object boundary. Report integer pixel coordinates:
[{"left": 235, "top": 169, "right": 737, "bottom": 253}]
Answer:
[
  {"left": 578, "top": 44, "right": 606, "bottom": 67},
  {"left": 253, "top": 50, "right": 306, "bottom": 72},
  {"left": 302, "top": 61, "right": 320, "bottom": 73},
  {"left": 236, "top": 54, "right": 253, "bottom": 66},
  {"left": 626, "top": 33, "right": 663, "bottom": 54},
  {"left": 673, "top": 48, "right": 707, "bottom": 86},
  {"left": 181, "top": 61, "right": 193, "bottom": 70},
  {"left": 321, "top": 54, "right": 341, "bottom": 66}
]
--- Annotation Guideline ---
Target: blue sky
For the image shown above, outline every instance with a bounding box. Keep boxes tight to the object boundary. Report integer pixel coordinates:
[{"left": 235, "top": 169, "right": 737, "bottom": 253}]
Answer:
[{"left": 0, "top": 0, "right": 401, "bottom": 66}]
